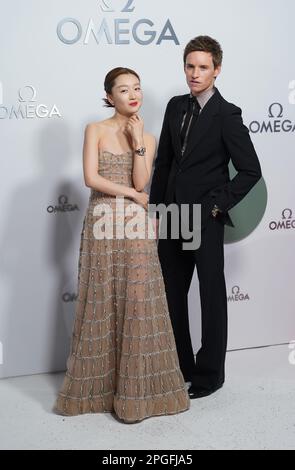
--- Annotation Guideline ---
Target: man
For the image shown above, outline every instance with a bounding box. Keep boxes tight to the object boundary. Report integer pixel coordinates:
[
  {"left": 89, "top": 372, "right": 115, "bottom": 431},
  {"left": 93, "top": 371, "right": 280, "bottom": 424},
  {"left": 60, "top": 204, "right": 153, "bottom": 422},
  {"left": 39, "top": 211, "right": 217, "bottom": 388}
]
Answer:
[{"left": 149, "top": 36, "right": 262, "bottom": 399}]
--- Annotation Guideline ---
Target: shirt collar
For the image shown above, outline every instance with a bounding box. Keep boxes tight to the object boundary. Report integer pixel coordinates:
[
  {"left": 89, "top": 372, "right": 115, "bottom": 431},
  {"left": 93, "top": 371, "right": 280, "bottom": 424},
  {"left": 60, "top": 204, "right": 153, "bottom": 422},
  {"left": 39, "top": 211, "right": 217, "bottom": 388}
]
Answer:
[{"left": 190, "top": 85, "right": 216, "bottom": 110}]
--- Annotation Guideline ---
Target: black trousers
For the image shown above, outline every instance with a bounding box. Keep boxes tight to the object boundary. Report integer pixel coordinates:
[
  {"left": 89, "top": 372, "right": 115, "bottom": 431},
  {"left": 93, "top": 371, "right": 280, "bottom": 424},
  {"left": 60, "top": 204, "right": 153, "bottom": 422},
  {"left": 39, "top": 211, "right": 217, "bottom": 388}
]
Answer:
[{"left": 157, "top": 209, "right": 227, "bottom": 390}]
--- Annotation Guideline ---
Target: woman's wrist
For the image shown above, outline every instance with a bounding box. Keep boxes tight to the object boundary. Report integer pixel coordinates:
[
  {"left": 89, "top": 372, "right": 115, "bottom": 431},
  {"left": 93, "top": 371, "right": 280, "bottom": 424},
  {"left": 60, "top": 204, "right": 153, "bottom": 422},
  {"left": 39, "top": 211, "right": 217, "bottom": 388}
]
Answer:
[
  {"left": 128, "top": 187, "right": 137, "bottom": 199},
  {"left": 132, "top": 137, "right": 145, "bottom": 150}
]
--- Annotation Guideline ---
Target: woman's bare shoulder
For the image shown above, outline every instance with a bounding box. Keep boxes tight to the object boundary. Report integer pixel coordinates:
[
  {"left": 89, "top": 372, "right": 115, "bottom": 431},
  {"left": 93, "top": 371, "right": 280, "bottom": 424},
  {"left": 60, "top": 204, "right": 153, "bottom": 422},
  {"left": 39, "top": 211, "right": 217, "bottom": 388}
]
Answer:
[
  {"left": 144, "top": 132, "right": 157, "bottom": 146},
  {"left": 84, "top": 119, "right": 112, "bottom": 133}
]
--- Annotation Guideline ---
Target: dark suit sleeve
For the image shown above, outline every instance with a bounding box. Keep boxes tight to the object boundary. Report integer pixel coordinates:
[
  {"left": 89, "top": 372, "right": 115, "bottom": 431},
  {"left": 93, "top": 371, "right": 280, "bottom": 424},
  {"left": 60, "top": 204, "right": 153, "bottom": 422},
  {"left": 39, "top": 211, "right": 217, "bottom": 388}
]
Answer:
[
  {"left": 210, "top": 105, "right": 262, "bottom": 212},
  {"left": 149, "top": 98, "right": 175, "bottom": 214}
]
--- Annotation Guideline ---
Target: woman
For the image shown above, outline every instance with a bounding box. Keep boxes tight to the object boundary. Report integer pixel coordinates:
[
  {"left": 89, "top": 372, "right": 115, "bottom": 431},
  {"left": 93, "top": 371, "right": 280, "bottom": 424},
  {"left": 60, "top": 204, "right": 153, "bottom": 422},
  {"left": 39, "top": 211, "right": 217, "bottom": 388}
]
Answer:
[{"left": 54, "top": 67, "right": 190, "bottom": 423}]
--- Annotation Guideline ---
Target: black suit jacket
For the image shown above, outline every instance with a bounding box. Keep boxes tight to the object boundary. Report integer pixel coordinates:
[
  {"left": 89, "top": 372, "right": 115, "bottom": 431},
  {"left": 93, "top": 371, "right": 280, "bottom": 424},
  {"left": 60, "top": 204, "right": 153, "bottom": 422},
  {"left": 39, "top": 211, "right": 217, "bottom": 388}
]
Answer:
[{"left": 149, "top": 88, "right": 262, "bottom": 228}]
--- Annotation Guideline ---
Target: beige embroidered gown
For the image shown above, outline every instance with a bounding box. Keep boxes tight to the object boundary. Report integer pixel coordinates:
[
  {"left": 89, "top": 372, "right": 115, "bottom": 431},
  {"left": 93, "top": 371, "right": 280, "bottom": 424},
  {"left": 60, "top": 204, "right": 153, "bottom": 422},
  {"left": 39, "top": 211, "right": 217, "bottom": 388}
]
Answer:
[{"left": 54, "top": 150, "right": 189, "bottom": 423}]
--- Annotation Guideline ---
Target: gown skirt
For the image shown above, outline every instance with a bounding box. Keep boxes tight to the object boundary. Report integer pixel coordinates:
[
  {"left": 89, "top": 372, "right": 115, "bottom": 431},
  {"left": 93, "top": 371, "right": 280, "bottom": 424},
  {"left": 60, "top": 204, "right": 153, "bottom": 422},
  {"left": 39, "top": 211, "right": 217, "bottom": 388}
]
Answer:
[{"left": 54, "top": 150, "right": 190, "bottom": 423}]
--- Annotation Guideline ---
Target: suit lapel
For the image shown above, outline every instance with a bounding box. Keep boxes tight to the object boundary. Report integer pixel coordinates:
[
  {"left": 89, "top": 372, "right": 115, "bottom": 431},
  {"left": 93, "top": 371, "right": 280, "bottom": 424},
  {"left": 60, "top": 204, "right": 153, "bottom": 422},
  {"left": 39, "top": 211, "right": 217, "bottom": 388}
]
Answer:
[
  {"left": 170, "top": 95, "right": 189, "bottom": 161},
  {"left": 179, "top": 88, "right": 221, "bottom": 164}
]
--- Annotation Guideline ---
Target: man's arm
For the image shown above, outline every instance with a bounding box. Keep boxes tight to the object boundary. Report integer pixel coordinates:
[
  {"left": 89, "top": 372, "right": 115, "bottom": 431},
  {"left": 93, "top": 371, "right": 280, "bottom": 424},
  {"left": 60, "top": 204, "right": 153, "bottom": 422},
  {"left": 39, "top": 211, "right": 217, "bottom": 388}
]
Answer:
[
  {"left": 210, "top": 105, "right": 262, "bottom": 213},
  {"left": 149, "top": 97, "right": 175, "bottom": 211}
]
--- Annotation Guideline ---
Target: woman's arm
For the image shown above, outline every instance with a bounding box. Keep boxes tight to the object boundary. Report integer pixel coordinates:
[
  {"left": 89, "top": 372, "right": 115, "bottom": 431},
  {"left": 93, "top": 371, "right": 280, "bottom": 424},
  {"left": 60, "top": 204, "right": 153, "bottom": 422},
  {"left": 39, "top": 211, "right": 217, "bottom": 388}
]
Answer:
[
  {"left": 132, "top": 132, "right": 156, "bottom": 192},
  {"left": 125, "top": 114, "right": 157, "bottom": 191}
]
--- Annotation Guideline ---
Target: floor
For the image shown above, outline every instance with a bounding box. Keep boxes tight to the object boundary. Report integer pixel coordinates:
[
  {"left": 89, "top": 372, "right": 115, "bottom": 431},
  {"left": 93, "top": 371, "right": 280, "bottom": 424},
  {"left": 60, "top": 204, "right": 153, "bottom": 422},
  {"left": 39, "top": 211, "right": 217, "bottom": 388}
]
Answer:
[{"left": 0, "top": 344, "right": 294, "bottom": 450}]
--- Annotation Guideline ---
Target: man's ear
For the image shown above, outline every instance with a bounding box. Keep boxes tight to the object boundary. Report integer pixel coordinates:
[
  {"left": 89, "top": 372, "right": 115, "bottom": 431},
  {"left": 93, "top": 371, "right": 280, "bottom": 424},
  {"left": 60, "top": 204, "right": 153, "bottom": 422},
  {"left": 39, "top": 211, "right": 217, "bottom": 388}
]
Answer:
[{"left": 214, "top": 65, "right": 222, "bottom": 79}]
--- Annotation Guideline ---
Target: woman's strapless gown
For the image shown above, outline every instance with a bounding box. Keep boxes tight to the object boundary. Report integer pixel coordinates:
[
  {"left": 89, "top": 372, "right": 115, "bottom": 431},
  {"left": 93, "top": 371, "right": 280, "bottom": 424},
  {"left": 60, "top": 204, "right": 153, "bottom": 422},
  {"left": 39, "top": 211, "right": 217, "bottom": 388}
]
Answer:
[{"left": 54, "top": 150, "right": 189, "bottom": 423}]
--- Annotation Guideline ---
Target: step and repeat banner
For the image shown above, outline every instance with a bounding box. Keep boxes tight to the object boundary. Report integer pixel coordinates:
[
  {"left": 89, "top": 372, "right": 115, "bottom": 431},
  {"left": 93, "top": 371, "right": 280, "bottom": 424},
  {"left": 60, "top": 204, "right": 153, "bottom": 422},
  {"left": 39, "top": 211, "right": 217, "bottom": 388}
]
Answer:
[{"left": 0, "top": 0, "right": 294, "bottom": 378}]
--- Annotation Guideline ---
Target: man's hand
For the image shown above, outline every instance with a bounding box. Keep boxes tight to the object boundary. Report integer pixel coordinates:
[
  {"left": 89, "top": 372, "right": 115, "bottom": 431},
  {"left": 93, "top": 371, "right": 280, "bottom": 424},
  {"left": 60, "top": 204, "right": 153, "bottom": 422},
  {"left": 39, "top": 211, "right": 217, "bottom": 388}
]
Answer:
[{"left": 211, "top": 204, "right": 222, "bottom": 218}]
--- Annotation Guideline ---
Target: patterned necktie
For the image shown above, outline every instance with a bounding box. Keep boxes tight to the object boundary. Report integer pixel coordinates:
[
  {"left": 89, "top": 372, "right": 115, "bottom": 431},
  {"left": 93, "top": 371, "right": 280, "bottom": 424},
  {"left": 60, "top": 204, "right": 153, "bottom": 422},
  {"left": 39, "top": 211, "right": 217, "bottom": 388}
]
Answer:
[{"left": 180, "top": 96, "right": 201, "bottom": 155}]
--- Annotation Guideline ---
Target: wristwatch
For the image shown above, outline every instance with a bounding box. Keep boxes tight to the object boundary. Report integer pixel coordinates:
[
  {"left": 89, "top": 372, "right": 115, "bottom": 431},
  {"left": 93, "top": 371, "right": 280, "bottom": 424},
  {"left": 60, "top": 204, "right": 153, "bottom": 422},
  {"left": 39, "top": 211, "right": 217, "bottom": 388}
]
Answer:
[{"left": 134, "top": 146, "right": 146, "bottom": 156}]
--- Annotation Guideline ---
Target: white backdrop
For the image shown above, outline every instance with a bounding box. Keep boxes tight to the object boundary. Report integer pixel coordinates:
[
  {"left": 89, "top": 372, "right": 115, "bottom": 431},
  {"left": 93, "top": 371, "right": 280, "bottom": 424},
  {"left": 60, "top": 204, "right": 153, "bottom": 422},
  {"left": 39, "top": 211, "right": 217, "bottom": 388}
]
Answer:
[{"left": 0, "top": 0, "right": 295, "bottom": 378}]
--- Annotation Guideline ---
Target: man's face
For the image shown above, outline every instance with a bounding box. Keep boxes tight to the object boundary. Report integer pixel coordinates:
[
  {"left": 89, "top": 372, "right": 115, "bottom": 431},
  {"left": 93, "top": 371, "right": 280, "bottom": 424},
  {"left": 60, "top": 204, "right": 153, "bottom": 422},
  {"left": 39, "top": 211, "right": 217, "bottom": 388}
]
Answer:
[{"left": 184, "top": 51, "right": 221, "bottom": 95}]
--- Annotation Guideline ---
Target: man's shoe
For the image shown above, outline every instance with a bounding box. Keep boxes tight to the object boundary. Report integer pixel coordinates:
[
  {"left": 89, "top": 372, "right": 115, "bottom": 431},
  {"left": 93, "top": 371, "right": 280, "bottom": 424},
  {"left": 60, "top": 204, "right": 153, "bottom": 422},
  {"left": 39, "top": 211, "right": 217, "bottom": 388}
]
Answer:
[{"left": 188, "top": 383, "right": 223, "bottom": 399}]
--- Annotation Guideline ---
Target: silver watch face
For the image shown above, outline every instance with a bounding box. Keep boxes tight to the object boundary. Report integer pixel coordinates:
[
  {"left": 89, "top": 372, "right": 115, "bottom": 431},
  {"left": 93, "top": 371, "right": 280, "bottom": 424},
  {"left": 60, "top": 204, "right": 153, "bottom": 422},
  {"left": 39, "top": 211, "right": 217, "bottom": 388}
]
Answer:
[{"left": 135, "top": 147, "right": 146, "bottom": 156}]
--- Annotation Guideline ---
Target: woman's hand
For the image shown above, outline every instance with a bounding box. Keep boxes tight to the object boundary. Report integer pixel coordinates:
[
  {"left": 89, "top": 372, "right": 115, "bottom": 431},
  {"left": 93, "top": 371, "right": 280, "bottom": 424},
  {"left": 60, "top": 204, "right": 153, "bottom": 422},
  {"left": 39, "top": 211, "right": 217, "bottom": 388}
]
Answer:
[
  {"left": 152, "top": 218, "right": 160, "bottom": 240},
  {"left": 132, "top": 189, "right": 149, "bottom": 210},
  {"left": 125, "top": 114, "right": 144, "bottom": 148}
]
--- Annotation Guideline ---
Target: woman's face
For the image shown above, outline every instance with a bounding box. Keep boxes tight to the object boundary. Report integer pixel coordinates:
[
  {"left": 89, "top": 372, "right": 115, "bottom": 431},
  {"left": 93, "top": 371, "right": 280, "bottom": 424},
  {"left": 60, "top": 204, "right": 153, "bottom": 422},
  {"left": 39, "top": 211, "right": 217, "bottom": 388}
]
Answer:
[{"left": 107, "top": 73, "right": 142, "bottom": 115}]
